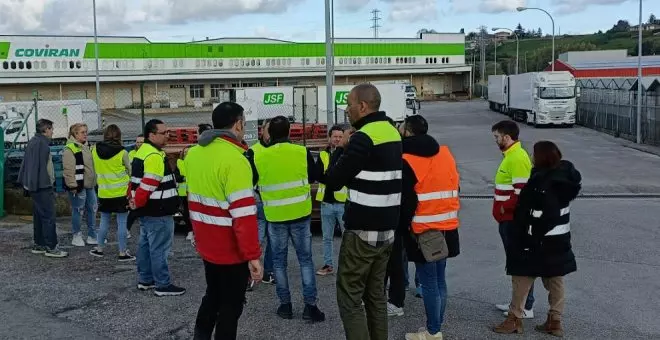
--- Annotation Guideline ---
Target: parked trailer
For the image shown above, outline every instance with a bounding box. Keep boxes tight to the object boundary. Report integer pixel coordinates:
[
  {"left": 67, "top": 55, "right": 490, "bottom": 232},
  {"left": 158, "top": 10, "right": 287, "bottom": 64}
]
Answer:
[
  {"left": 487, "top": 75, "right": 507, "bottom": 114},
  {"left": 0, "top": 99, "right": 100, "bottom": 145},
  {"left": 234, "top": 84, "right": 416, "bottom": 125}
]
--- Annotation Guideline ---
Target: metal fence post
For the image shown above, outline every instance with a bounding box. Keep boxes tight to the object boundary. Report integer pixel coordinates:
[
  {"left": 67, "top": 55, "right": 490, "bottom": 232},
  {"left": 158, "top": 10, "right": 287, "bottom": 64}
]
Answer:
[
  {"left": 140, "top": 82, "right": 146, "bottom": 130},
  {"left": 302, "top": 93, "right": 307, "bottom": 146},
  {"left": 0, "top": 126, "right": 4, "bottom": 218}
]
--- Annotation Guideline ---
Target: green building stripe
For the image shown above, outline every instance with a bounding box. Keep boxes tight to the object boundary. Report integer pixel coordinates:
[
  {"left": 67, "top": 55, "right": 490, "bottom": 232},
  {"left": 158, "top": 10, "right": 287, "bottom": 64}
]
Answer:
[
  {"left": 83, "top": 42, "right": 464, "bottom": 59},
  {"left": 0, "top": 42, "right": 10, "bottom": 60}
]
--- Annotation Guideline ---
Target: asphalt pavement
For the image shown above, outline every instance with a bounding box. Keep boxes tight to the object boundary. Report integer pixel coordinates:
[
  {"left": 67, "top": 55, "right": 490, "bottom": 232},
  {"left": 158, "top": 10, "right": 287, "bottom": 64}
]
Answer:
[{"left": 2, "top": 100, "right": 659, "bottom": 340}]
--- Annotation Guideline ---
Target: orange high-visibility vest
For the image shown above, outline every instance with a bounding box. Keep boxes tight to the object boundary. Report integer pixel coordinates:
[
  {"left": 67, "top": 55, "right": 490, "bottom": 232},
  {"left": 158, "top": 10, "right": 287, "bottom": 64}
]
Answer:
[{"left": 403, "top": 145, "right": 460, "bottom": 234}]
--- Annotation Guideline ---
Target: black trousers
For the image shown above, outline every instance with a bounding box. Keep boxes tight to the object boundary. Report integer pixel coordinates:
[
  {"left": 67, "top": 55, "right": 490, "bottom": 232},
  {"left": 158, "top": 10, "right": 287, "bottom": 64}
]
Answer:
[
  {"left": 194, "top": 261, "right": 249, "bottom": 340},
  {"left": 181, "top": 199, "right": 192, "bottom": 233},
  {"left": 384, "top": 232, "right": 406, "bottom": 308}
]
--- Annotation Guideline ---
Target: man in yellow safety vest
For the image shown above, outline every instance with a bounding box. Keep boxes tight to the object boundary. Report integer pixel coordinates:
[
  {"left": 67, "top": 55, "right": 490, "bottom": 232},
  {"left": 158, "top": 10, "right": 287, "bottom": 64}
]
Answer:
[
  {"left": 252, "top": 115, "right": 325, "bottom": 322},
  {"left": 314, "top": 124, "right": 348, "bottom": 276}
]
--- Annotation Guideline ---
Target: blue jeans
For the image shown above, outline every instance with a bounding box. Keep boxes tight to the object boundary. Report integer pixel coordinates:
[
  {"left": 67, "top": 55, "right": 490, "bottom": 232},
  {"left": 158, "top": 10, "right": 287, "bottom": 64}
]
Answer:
[
  {"left": 256, "top": 201, "right": 273, "bottom": 274},
  {"left": 499, "top": 221, "right": 535, "bottom": 310},
  {"left": 68, "top": 188, "right": 97, "bottom": 238},
  {"left": 320, "top": 202, "right": 345, "bottom": 267},
  {"left": 98, "top": 212, "right": 129, "bottom": 253},
  {"left": 31, "top": 188, "right": 58, "bottom": 249},
  {"left": 137, "top": 216, "right": 174, "bottom": 288},
  {"left": 268, "top": 217, "right": 317, "bottom": 305},
  {"left": 416, "top": 259, "right": 448, "bottom": 335}
]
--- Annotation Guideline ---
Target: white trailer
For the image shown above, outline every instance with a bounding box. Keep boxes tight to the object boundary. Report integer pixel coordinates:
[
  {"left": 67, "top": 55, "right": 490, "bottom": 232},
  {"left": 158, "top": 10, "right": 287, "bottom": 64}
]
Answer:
[
  {"left": 0, "top": 99, "right": 99, "bottom": 144},
  {"left": 234, "top": 84, "right": 416, "bottom": 125},
  {"left": 506, "top": 71, "right": 578, "bottom": 127},
  {"left": 487, "top": 75, "right": 507, "bottom": 114}
]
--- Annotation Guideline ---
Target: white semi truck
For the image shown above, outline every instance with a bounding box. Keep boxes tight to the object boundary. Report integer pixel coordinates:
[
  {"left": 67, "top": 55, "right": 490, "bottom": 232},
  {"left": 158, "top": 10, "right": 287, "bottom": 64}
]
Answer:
[
  {"left": 487, "top": 71, "right": 579, "bottom": 127},
  {"left": 234, "top": 83, "right": 417, "bottom": 124},
  {"left": 0, "top": 99, "right": 100, "bottom": 144},
  {"left": 487, "top": 75, "right": 507, "bottom": 113}
]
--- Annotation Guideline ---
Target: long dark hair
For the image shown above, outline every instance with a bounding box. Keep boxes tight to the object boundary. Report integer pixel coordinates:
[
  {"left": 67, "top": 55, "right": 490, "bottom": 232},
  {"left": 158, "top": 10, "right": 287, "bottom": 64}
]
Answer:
[{"left": 533, "top": 141, "right": 562, "bottom": 169}]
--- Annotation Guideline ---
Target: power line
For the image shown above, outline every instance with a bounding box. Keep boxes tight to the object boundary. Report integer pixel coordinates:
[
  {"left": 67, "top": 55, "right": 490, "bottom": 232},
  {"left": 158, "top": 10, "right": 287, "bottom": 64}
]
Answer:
[{"left": 371, "top": 9, "right": 381, "bottom": 38}]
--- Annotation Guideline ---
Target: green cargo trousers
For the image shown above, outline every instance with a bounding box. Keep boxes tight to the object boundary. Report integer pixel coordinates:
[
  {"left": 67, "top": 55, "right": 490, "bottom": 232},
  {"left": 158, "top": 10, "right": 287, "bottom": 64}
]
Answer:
[{"left": 336, "top": 231, "right": 393, "bottom": 340}]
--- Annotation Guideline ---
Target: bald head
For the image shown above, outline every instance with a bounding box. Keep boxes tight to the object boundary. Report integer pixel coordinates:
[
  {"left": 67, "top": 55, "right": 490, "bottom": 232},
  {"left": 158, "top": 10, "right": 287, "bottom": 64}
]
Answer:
[
  {"left": 351, "top": 83, "right": 381, "bottom": 112},
  {"left": 346, "top": 83, "right": 382, "bottom": 125}
]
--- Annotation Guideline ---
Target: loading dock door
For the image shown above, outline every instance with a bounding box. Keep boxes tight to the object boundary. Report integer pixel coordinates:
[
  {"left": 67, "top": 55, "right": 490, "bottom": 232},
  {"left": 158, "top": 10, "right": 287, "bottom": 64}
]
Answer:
[{"left": 114, "top": 88, "right": 133, "bottom": 109}]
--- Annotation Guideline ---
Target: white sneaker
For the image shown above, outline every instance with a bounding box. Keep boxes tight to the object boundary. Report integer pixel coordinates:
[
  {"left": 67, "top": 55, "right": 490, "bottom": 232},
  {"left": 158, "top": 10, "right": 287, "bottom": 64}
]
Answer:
[
  {"left": 496, "top": 303, "right": 534, "bottom": 318},
  {"left": 503, "top": 309, "right": 534, "bottom": 319},
  {"left": 71, "top": 233, "right": 85, "bottom": 247},
  {"left": 186, "top": 231, "right": 194, "bottom": 240},
  {"left": 127, "top": 233, "right": 132, "bottom": 239},
  {"left": 86, "top": 236, "right": 98, "bottom": 245},
  {"left": 405, "top": 329, "right": 442, "bottom": 340},
  {"left": 387, "top": 302, "right": 404, "bottom": 317}
]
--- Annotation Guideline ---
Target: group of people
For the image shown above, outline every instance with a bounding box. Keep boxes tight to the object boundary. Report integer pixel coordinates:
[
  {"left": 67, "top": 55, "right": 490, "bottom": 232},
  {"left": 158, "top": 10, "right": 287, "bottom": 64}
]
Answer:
[{"left": 17, "top": 82, "right": 582, "bottom": 340}]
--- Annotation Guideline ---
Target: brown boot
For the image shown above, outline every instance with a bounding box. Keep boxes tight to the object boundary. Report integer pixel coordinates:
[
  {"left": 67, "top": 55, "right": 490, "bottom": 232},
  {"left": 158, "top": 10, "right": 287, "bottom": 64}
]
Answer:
[
  {"left": 535, "top": 313, "right": 564, "bottom": 337},
  {"left": 493, "top": 313, "right": 523, "bottom": 334}
]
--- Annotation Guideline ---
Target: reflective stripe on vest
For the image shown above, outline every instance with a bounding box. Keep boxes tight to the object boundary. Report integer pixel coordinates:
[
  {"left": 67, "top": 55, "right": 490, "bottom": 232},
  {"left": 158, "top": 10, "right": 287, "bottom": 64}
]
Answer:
[
  {"left": 404, "top": 145, "right": 460, "bottom": 234},
  {"left": 92, "top": 147, "right": 129, "bottom": 199},
  {"left": 254, "top": 142, "right": 311, "bottom": 222},
  {"left": 315, "top": 150, "right": 347, "bottom": 202},
  {"left": 185, "top": 138, "right": 257, "bottom": 228},
  {"left": 346, "top": 120, "right": 402, "bottom": 208},
  {"left": 66, "top": 142, "right": 85, "bottom": 189}
]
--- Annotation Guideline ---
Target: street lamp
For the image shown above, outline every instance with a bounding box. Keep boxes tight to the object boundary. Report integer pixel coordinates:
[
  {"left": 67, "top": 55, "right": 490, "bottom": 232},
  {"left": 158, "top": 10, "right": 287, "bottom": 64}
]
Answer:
[
  {"left": 92, "top": 0, "right": 102, "bottom": 128},
  {"left": 324, "top": 0, "right": 335, "bottom": 125},
  {"left": 517, "top": 6, "right": 555, "bottom": 71},
  {"left": 492, "top": 28, "right": 519, "bottom": 74}
]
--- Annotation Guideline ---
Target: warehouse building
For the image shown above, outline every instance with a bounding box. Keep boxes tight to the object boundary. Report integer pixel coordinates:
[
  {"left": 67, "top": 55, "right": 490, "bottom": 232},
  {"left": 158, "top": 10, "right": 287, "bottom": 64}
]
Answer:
[
  {"left": 545, "top": 50, "right": 660, "bottom": 78},
  {"left": 0, "top": 33, "right": 470, "bottom": 110}
]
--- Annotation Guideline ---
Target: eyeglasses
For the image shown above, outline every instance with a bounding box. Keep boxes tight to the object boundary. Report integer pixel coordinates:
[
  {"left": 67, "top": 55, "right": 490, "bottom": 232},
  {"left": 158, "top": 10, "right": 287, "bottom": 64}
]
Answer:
[{"left": 155, "top": 130, "right": 170, "bottom": 136}]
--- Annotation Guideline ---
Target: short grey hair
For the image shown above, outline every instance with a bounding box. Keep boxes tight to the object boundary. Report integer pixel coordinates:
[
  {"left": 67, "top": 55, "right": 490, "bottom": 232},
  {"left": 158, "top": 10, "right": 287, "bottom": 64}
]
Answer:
[{"left": 36, "top": 119, "right": 53, "bottom": 134}]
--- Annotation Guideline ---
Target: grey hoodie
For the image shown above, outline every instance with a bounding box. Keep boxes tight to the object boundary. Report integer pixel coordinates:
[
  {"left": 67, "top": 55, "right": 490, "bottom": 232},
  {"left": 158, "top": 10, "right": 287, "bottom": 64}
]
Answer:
[
  {"left": 197, "top": 129, "right": 240, "bottom": 146},
  {"left": 18, "top": 133, "right": 55, "bottom": 191}
]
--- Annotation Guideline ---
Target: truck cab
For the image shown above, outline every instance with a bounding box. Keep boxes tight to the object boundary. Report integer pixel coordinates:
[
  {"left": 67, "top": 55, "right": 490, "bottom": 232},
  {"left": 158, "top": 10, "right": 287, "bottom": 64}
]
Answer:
[{"left": 527, "top": 73, "right": 578, "bottom": 126}]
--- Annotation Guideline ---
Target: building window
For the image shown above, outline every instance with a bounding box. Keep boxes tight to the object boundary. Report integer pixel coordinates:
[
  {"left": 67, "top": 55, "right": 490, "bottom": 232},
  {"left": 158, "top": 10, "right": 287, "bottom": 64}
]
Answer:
[
  {"left": 251, "top": 59, "right": 255, "bottom": 66},
  {"left": 287, "top": 59, "right": 291, "bottom": 66},
  {"left": 210, "top": 84, "right": 223, "bottom": 98},
  {"left": 321, "top": 58, "right": 325, "bottom": 65},
  {"left": 277, "top": 59, "right": 281, "bottom": 66},
  {"left": 257, "top": 59, "right": 261, "bottom": 66},
  {"left": 18, "top": 61, "right": 24, "bottom": 69},
  {"left": 266, "top": 59, "right": 271, "bottom": 66},
  {"left": 33, "top": 61, "right": 39, "bottom": 69},
  {"left": 219, "top": 60, "right": 224, "bottom": 67},
  {"left": 2, "top": 61, "right": 7, "bottom": 70},
  {"left": 10, "top": 61, "right": 16, "bottom": 69},
  {"left": 445, "top": 57, "right": 449, "bottom": 63},
  {"left": 26, "top": 61, "right": 32, "bottom": 70},
  {"left": 189, "top": 84, "right": 204, "bottom": 99}
]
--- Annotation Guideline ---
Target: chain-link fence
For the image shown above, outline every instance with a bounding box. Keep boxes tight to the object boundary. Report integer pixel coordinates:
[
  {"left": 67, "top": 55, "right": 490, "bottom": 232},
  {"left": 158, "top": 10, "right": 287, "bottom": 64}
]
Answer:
[
  {"left": 1, "top": 81, "right": 364, "bottom": 190},
  {"left": 576, "top": 78, "right": 660, "bottom": 146}
]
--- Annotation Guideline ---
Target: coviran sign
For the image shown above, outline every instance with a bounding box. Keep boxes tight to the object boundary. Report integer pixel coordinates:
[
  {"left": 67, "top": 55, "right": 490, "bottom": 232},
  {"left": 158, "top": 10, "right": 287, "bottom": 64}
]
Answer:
[{"left": 14, "top": 48, "right": 81, "bottom": 58}]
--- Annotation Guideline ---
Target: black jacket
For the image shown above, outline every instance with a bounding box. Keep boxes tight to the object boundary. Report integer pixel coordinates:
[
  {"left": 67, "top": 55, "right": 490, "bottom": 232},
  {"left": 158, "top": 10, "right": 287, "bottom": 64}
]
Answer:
[
  {"left": 506, "top": 160, "right": 581, "bottom": 277},
  {"left": 325, "top": 111, "right": 402, "bottom": 231},
  {"left": 95, "top": 141, "right": 130, "bottom": 213},
  {"left": 400, "top": 134, "right": 461, "bottom": 263},
  {"left": 315, "top": 146, "right": 341, "bottom": 204}
]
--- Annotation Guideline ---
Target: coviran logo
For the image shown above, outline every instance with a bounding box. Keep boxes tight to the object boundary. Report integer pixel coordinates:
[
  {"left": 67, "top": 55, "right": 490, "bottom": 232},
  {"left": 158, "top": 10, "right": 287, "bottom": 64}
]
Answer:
[{"left": 15, "top": 47, "right": 81, "bottom": 58}]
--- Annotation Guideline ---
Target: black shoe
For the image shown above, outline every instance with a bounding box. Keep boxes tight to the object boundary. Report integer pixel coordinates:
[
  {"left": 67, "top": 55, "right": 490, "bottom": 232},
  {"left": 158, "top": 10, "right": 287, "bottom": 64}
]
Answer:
[
  {"left": 137, "top": 282, "right": 155, "bottom": 291},
  {"left": 89, "top": 248, "right": 104, "bottom": 257},
  {"left": 246, "top": 279, "right": 255, "bottom": 292},
  {"left": 154, "top": 284, "right": 186, "bottom": 297},
  {"left": 277, "top": 303, "right": 293, "bottom": 319},
  {"left": 30, "top": 245, "right": 47, "bottom": 254},
  {"left": 303, "top": 304, "right": 325, "bottom": 323},
  {"left": 262, "top": 272, "right": 276, "bottom": 284}
]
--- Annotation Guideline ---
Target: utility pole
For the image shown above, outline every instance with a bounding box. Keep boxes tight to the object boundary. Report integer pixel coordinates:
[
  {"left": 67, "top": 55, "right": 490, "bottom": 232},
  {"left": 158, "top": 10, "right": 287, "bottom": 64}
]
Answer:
[
  {"left": 325, "top": 0, "right": 335, "bottom": 126},
  {"left": 478, "top": 25, "right": 487, "bottom": 85},
  {"left": 371, "top": 9, "right": 381, "bottom": 38}
]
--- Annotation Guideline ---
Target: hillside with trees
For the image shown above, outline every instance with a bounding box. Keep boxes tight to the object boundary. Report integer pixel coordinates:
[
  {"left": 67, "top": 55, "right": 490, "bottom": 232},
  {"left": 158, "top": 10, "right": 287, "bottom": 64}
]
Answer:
[{"left": 465, "top": 15, "right": 660, "bottom": 81}]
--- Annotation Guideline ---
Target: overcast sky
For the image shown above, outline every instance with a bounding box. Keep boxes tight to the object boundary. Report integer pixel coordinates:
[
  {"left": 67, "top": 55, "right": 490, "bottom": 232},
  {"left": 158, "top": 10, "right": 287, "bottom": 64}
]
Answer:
[{"left": 0, "top": 0, "right": 656, "bottom": 41}]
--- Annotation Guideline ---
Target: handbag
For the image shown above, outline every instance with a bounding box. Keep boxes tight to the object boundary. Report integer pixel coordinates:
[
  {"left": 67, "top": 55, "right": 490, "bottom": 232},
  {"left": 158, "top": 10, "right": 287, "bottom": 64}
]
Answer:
[{"left": 415, "top": 229, "right": 449, "bottom": 262}]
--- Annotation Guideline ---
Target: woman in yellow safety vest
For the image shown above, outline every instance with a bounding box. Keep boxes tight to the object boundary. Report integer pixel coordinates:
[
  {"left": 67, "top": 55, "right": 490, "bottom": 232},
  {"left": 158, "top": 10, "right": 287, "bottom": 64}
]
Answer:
[{"left": 89, "top": 125, "right": 135, "bottom": 261}]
